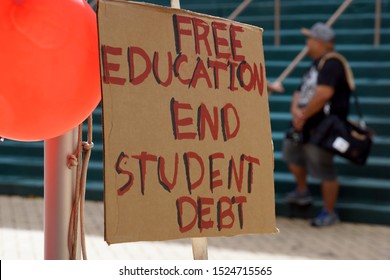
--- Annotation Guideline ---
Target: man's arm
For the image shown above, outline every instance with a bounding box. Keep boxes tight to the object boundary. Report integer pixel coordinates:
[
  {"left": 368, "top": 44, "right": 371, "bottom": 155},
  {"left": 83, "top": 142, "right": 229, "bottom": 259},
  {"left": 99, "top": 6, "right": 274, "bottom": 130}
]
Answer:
[
  {"left": 293, "top": 85, "right": 334, "bottom": 130},
  {"left": 290, "top": 91, "right": 305, "bottom": 130},
  {"left": 290, "top": 91, "right": 302, "bottom": 118},
  {"left": 267, "top": 81, "right": 284, "bottom": 93}
]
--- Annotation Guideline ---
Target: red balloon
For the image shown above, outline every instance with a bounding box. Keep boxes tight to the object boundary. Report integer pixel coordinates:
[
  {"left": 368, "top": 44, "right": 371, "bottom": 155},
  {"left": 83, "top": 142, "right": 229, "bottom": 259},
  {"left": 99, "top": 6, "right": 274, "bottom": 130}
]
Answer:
[{"left": 0, "top": 0, "right": 101, "bottom": 141}]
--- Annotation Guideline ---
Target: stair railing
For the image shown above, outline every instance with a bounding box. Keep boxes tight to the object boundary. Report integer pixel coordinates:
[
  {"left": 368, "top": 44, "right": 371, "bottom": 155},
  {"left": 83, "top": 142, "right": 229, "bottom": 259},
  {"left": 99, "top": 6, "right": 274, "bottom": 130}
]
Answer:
[
  {"left": 274, "top": 0, "right": 281, "bottom": 46},
  {"left": 273, "top": 0, "right": 353, "bottom": 85},
  {"left": 227, "top": 0, "right": 253, "bottom": 20},
  {"left": 374, "top": 0, "right": 382, "bottom": 46}
]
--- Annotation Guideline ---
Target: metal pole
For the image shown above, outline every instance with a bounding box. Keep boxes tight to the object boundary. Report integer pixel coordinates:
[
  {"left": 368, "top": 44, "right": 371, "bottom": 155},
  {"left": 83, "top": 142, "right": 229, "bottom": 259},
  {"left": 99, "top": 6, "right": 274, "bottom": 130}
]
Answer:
[
  {"left": 171, "top": 0, "right": 208, "bottom": 261},
  {"left": 275, "top": 0, "right": 353, "bottom": 83},
  {"left": 325, "top": 0, "right": 353, "bottom": 26},
  {"left": 275, "top": 47, "right": 308, "bottom": 83},
  {"left": 44, "top": 128, "right": 79, "bottom": 260},
  {"left": 274, "top": 0, "right": 281, "bottom": 46},
  {"left": 374, "top": 0, "right": 381, "bottom": 46},
  {"left": 227, "top": 0, "right": 253, "bottom": 20}
]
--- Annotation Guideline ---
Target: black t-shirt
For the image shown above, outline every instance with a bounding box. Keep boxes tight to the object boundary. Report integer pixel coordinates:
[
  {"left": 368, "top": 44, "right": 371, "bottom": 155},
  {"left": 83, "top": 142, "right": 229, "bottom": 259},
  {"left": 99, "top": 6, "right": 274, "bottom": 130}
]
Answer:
[{"left": 298, "top": 56, "right": 352, "bottom": 140}]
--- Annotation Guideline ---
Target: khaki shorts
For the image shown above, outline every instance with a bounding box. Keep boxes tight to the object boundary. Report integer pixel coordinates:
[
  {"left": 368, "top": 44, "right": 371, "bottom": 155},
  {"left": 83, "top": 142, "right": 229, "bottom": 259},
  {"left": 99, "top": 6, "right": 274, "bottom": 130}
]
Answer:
[{"left": 282, "top": 138, "right": 337, "bottom": 181}]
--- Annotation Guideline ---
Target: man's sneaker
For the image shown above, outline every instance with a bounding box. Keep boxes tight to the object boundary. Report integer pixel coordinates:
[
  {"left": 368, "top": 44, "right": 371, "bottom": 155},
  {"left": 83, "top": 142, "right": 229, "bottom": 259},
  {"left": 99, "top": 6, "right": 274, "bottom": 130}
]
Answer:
[
  {"left": 285, "top": 189, "right": 313, "bottom": 205},
  {"left": 311, "top": 209, "right": 340, "bottom": 227}
]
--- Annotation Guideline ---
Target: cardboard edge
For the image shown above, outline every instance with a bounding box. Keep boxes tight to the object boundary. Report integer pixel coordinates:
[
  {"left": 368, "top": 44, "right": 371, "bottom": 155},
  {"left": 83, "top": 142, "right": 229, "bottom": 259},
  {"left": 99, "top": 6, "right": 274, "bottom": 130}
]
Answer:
[
  {"left": 105, "top": 227, "right": 280, "bottom": 244},
  {"left": 97, "top": 0, "right": 110, "bottom": 245},
  {"left": 100, "top": 0, "right": 264, "bottom": 33}
]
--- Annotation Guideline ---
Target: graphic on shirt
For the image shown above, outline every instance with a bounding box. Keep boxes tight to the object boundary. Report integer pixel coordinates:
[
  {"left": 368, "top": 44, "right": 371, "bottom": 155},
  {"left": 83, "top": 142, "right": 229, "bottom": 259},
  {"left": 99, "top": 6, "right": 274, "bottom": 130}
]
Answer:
[{"left": 299, "top": 65, "right": 318, "bottom": 107}]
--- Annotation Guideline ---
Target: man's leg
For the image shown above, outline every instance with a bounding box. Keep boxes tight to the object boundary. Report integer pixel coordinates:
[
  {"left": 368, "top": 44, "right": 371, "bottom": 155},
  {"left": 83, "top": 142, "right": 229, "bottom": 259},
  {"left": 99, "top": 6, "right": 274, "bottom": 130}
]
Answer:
[
  {"left": 321, "top": 179, "right": 339, "bottom": 212},
  {"left": 288, "top": 163, "right": 308, "bottom": 193},
  {"left": 304, "top": 144, "right": 340, "bottom": 226},
  {"left": 282, "top": 139, "right": 312, "bottom": 205}
]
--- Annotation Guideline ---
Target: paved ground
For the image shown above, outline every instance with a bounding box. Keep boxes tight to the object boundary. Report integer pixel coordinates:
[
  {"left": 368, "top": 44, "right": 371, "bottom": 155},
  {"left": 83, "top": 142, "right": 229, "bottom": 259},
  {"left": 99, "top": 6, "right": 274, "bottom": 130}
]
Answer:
[{"left": 1, "top": 195, "right": 389, "bottom": 260}]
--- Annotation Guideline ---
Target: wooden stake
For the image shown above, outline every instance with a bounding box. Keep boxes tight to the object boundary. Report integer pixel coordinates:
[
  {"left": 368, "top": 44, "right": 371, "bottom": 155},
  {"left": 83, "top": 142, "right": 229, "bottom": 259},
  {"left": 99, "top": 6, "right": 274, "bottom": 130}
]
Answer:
[
  {"left": 170, "top": 0, "right": 209, "bottom": 261},
  {"left": 170, "top": 0, "right": 180, "bottom": 9},
  {"left": 192, "top": 237, "right": 208, "bottom": 260}
]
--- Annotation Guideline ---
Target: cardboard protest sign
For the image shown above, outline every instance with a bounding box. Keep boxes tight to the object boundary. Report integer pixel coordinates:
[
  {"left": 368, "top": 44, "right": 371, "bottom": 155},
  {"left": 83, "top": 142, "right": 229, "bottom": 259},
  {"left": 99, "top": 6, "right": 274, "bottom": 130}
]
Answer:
[{"left": 98, "top": 0, "right": 277, "bottom": 244}]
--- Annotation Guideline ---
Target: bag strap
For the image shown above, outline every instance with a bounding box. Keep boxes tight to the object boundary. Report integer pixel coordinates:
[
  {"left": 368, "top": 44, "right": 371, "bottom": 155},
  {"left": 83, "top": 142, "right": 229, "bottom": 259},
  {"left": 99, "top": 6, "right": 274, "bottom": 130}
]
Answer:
[
  {"left": 318, "top": 51, "right": 355, "bottom": 91},
  {"left": 318, "top": 52, "right": 366, "bottom": 128}
]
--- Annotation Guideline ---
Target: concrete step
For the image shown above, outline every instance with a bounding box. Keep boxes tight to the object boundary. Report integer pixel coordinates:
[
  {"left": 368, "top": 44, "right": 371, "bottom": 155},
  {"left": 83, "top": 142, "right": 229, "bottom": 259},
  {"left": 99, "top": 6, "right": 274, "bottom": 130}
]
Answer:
[
  {"left": 0, "top": 140, "right": 43, "bottom": 157},
  {"left": 270, "top": 112, "right": 390, "bottom": 137},
  {"left": 0, "top": 176, "right": 103, "bottom": 201},
  {"left": 264, "top": 45, "right": 390, "bottom": 62},
  {"left": 266, "top": 60, "right": 390, "bottom": 79},
  {"left": 274, "top": 151, "right": 390, "bottom": 180},
  {"left": 266, "top": 77, "right": 390, "bottom": 98},
  {"left": 262, "top": 29, "right": 390, "bottom": 45},
  {"left": 275, "top": 194, "right": 390, "bottom": 225},
  {"left": 274, "top": 171, "right": 390, "bottom": 204},
  {"left": 268, "top": 95, "right": 390, "bottom": 117},
  {"left": 272, "top": 131, "right": 390, "bottom": 158},
  {"left": 181, "top": 0, "right": 390, "bottom": 19},
  {"left": 237, "top": 13, "right": 390, "bottom": 31}
]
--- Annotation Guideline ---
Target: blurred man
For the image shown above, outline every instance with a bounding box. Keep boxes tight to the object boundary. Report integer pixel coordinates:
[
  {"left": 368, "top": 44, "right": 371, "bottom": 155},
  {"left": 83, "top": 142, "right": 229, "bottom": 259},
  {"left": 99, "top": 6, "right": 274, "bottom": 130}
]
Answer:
[{"left": 282, "top": 22, "right": 353, "bottom": 227}]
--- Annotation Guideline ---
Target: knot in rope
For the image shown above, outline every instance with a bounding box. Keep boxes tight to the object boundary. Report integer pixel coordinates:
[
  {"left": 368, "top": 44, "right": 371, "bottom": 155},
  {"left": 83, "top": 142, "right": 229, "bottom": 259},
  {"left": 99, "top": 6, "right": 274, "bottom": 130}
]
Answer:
[
  {"left": 67, "top": 154, "right": 78, "bottom": 169},
  {"left": 82, "top": 141, "right": 94, "bottom": 151}
]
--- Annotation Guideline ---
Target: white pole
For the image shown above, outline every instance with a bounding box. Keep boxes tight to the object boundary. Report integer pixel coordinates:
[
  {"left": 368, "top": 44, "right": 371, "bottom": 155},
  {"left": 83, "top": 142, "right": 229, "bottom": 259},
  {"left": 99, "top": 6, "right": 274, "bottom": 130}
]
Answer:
[{"left": 44, "top": 128, "right": 79, "bottom": 260}]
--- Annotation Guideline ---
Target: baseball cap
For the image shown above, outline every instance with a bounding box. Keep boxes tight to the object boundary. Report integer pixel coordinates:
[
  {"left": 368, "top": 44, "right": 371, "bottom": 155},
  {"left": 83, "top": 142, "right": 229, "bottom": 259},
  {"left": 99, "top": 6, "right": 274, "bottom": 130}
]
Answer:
[{"left": 301, "top": 22, "right": 335, "bottom": 42}]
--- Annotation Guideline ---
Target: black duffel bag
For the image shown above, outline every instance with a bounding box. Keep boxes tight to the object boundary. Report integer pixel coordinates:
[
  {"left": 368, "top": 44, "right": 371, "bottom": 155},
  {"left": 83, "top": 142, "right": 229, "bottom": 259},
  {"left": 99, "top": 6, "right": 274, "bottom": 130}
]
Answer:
[{"left": 310, "top": 115, "right": 373, "bottom": 165}]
